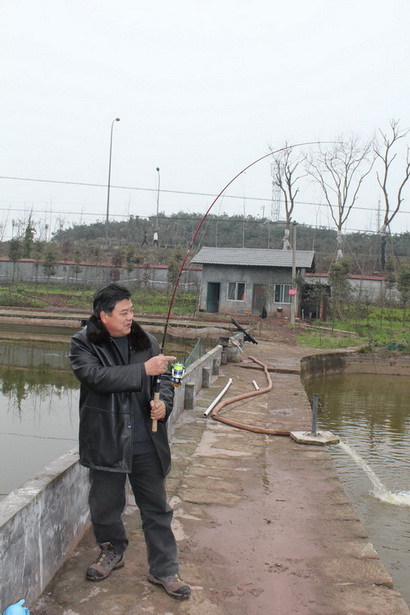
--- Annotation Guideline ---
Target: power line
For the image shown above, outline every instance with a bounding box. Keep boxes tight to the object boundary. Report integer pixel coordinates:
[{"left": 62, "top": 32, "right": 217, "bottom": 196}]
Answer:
[
  {"left": 1, "top": 174, "right": 410, "bottom": 217},
  {"left": 1, "top": 174, "right": 271, "bottom": 202}
]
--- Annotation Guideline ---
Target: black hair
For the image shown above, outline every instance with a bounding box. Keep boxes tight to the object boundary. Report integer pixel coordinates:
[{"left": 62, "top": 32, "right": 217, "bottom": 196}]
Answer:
[{"left": 93, "top": 283, "right": 131, "bottom": 317}]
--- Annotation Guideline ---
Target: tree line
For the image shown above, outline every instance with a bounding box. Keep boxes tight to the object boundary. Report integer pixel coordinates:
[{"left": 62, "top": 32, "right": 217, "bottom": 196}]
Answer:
[{"left": 2, "top": 211, "right": 410, "bottom": 277}]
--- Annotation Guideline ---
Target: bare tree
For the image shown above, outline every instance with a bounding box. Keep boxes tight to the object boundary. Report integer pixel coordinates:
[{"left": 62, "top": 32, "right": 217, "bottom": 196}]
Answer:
[
  {"left": 374, "top": 119, "right": 410, "bottom": 270},
  {"left": 307, "top": 136, "right": 374, "bottom": 261},
  {"left": 270, "top": 144, "right": 305, "bottom": 249}
]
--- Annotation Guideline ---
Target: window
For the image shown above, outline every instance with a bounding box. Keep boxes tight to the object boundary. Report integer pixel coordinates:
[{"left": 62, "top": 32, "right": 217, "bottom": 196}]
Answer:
[
  {"left": 274, "top": 284, "right": 291, "bottom": 303},
  {"left": 228, "top": 282, "right": 245, "bottom": 301}
]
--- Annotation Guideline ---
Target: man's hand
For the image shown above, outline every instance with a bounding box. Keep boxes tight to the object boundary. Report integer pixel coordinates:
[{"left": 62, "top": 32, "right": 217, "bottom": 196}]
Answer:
[
  {"left": 150, "top": 398, "right": 166, "bottom": 421},
  {"left": 144, "top": 355, "right": 176, "bottom": 376}
]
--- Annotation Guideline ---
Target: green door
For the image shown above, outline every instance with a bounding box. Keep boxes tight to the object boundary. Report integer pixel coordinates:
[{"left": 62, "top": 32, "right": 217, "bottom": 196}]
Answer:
[{"left": 206, "top": 282, "right": 220, "bottom": 312}]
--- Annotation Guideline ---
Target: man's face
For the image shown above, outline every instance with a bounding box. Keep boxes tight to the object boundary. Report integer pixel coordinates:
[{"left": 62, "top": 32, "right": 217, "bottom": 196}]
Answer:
[{"left": 100, "top": 298, "right": 134, "bottom": 338}]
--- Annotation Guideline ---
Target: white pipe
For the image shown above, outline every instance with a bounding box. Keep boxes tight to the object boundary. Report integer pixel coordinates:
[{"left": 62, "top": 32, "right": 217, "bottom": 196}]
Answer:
[
  {"left": 252, "top": 380, "right": 260, "bottom": 391},
  {"left": 203, "top": 378, "right": 233, "bottom": 417}
]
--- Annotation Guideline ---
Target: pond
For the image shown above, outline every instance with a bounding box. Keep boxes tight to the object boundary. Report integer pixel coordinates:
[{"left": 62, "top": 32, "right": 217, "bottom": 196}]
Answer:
[
  {"left": 0, "top": 345, "right": 79, "bottom": 500},
  {"left": 0, "top": 330, "right": 200, "bottom": 500},
  {"left": 303, "top": 372, "right": 410, "bottom": 607}
]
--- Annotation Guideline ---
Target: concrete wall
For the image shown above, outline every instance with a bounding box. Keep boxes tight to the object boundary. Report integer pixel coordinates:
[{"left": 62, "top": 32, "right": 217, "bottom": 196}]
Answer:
[
  {"left": 0, "top": 258, "right": 201, "bottom": 291},
  {"left": 301, "top": 351, "right": 410, "bottom": 380},
  {"left": 0, "top": 450, "right": 90, "bottom": 609},
  {"left": 300, "top": 352, "right": 350, "bottom": 382},
  {"left": 0, "top": 343, "right": 72, "bottom": 370},
  {"left": 0, "top": 343, "right": 223, "bottom": 610}
]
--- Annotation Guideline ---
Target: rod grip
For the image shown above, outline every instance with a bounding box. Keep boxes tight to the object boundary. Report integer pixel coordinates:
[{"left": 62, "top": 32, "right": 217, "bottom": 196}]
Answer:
[{"left": 152, "top": 390, "right": 160, "bottom": 432}]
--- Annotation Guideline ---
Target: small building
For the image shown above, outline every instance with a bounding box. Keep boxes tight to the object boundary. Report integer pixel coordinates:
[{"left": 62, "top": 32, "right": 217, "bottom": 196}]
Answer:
[
  {"left": 191, "top": 247, "right": 315, "bottom": 317},
  {"left": 305, "top": 272, "right": 397, "bottom": 303}
]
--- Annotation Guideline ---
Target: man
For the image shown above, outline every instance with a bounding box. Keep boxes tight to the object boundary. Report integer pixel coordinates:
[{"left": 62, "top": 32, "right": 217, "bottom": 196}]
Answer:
[{"left": 69, "top": 283, "right": 191, "bottom": 599}]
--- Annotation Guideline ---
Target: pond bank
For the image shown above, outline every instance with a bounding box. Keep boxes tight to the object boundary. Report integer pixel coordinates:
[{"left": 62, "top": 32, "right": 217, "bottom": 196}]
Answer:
[
  {"left": 301, "top": 350, "right": 410, "bottom": 378},
  {"left": 0, "top": 307, "right": 235, "bottom": 346}
]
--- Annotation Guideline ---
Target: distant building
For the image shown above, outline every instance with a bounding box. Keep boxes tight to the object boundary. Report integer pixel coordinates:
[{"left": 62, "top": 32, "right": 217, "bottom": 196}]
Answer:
[
  {"left": 191, "top": 247, "right": 315, "bottom": 317},
  {"left": 305, "top": 272, "right": 397, "bottom": 304}
]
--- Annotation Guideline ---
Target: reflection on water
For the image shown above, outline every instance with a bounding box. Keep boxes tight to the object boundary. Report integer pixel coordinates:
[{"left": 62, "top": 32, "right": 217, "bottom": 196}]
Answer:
[
  {"left": 304, "top": 373, "right": 410, "bottom": 606},
  {"left": 0, "top": 346, "right": 79, "bottom": 500}
]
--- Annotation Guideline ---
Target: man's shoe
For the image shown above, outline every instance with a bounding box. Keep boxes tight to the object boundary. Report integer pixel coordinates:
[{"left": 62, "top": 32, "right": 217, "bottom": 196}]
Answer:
[
  {"left": 148, "top": 573, "right": 191, "bottom": 598},
  {"left": 86, "top": 542, "right": 124, "bottom": 581}
]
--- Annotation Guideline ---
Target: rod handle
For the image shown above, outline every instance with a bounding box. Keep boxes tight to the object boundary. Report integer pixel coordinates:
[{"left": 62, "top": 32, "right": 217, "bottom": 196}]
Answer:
[{"left": 152, "top": 390, "right": 160, "bottom": 432}]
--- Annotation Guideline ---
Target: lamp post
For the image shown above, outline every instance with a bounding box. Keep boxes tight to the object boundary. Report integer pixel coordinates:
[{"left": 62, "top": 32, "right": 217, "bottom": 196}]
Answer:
[
  {"left": 155, "top": 167, "right": 160, "bottom": 231},
  {"left": 105, "top": 117, "right": 120, "bottom": 239}
]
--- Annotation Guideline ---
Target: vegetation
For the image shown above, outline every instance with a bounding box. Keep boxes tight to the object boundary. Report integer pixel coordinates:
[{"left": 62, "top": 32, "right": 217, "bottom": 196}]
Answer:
[
  {"left": 3, "top": 213, "right": 410, "bottom": 276},
  {"left": 0, "top": 282, "right": 197, "bottom": 316},
  {"left": 294, "top": 305, "right": 410, "bottom": 353},
  {"left": 294, "top": 329, "right": 361, "bottom": 350}
]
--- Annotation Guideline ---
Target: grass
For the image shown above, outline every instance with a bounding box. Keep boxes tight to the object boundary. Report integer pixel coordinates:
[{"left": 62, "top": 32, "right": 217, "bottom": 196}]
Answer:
[
  {"left": 295, "top": 330, "right": 362, "bottom": 350},
  {"left": 131, "top": 289, "right": 197, "bottom": 316},
  {"left": 295, "top": 306, "right": 410, "bottom": 353},
  {"left": 0, "top": 282, "right": 198, "bottom": 315}
]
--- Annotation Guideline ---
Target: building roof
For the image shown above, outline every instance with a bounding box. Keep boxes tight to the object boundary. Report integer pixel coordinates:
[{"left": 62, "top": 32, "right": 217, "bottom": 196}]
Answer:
[
  {"left": 306, "top": 272, "right": 385, "bottom": 281},
  {"left": 191, "top": 247, "right": 315, "bottom": 268}
]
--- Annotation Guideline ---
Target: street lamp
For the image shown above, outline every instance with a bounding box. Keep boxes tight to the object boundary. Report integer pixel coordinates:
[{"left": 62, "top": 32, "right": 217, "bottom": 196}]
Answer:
[
  {"left": 105, "top": 117, "right": 120, "bottom": 239},
  {"left": 156, "top": 167, "right": 160, "bottom": 231}
]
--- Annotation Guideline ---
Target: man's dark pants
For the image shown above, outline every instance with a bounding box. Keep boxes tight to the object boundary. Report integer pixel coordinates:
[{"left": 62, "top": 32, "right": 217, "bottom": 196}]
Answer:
[{"left": 88, "top": 451, "right": 178, "bottom": 578}]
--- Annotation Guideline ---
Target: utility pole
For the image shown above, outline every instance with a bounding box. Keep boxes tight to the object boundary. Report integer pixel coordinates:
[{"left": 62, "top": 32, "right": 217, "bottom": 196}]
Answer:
[
  {"left": 290, "top": 221, "right": 297, "bottom": 325},
  {"left": 155, "top": 167, "right": 160, "bottom": 231}
]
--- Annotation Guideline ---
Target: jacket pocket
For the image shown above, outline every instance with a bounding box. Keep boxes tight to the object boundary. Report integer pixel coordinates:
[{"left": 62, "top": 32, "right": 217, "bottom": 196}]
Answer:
[{"left": 79, "top": 404, "right": 131, "bottom": 470}]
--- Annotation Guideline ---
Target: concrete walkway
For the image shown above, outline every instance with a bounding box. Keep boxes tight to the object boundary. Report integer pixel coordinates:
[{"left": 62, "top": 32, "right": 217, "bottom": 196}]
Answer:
[{"left": 31, "top": 340, "right": 410, "bottom": 615}]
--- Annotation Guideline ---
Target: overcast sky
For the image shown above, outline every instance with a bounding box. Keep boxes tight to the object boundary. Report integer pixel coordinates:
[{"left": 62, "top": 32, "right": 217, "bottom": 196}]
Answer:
[{"left": 1, "top": 0, "right": 409, "bottom": 241}]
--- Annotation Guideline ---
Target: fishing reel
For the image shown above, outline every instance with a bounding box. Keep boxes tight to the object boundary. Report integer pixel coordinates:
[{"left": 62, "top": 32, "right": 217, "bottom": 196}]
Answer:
[
  {"left": 161, "top": 362, "right": 185, "bottom": 387},
  {"left": 168, "top": 361, "right": 185, "bottom": 387}
]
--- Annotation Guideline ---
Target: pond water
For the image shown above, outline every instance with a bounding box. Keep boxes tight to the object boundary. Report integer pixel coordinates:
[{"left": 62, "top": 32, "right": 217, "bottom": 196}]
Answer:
[
  {"left": 0, "top": 331, "right": 198, "bottom": 500},
  {"left": 303, "top": 372, "right": 410, "bottom": 607},
  {"left": 0, "top": 345, "right": 79, "bottom": 500}
]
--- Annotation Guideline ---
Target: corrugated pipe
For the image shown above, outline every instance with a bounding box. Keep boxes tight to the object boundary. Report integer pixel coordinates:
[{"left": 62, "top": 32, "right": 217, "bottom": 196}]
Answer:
[{"left": 210, "top": 355, "right": 290, "bottom": 436}]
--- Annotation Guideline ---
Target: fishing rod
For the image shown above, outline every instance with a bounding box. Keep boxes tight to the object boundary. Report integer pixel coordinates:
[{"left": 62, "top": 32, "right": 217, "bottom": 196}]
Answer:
[
  {"left": 159, "top": 140, "right": 336, "bottom": 353},
  {"left": 152, "top": 140, "right": 336, "bottom": 431}
]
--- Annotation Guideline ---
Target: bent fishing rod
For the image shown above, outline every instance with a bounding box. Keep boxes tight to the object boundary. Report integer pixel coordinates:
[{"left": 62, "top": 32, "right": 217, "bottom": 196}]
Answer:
[
  {"left": 152, "top": 140, "right": 336, "bottom": 431},
  {"left": 159, "top": 139, "right": 339, "bottom": 352}
]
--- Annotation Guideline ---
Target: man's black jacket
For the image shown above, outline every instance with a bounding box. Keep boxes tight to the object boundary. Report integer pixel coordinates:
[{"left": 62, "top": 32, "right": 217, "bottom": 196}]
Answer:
[{"left": 69, "top": 315, "right": 174, "bottom": 476}]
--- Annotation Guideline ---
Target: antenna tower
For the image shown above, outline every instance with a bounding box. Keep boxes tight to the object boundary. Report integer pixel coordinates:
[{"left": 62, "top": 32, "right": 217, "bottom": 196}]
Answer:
[{"left": 271, "top": 162, "right": 281, "bottom": 221}]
